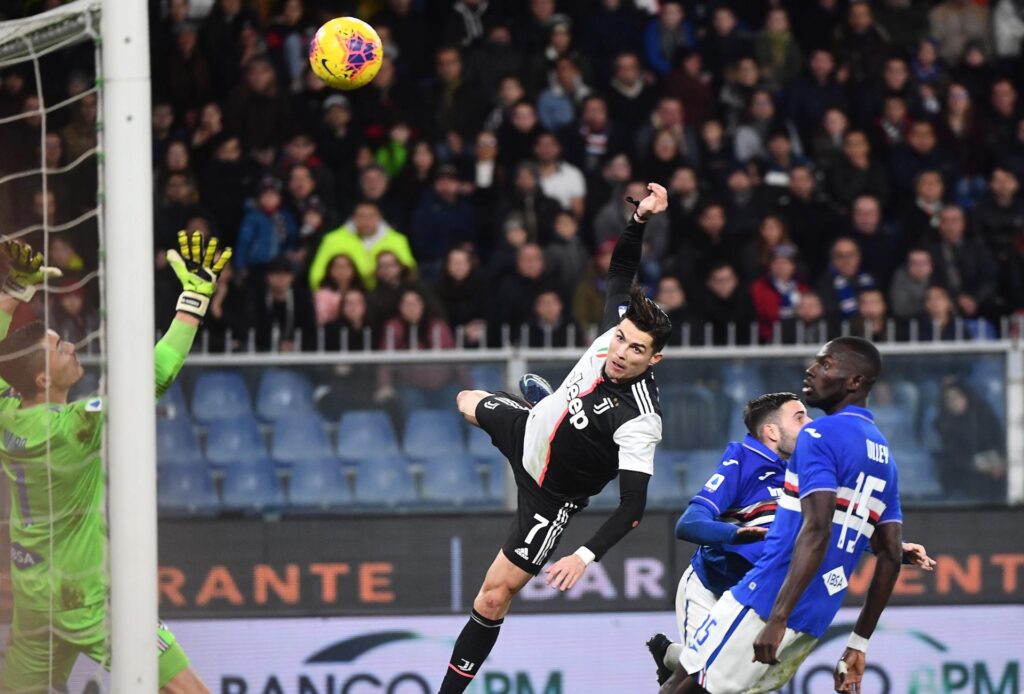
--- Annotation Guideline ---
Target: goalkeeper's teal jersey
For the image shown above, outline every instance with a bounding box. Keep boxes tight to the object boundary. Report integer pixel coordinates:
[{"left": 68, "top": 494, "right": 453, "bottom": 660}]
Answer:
[
  {"left": 0, "top": 316, "right": 197, "bottom": 612},
  {"left": 0, "top": 393, "right": 106, "bottom": 611}
]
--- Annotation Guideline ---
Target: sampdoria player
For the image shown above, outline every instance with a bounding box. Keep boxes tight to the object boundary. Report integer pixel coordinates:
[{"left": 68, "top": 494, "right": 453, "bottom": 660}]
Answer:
[
  {"left": 0, "top": 234, "right": 228, "bottom": 693},
  {"left": 436, "top": 183, "right": 671, "bottom": 693},
  {"left": 647, "top": 392, "right": 935, "bottom": 686},
  {"left": 659, "top": 337, "right": 906, "bottom": 694}
]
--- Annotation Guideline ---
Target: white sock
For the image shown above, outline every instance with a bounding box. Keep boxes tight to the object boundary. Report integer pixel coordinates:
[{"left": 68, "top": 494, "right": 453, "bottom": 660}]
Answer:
[{"left": 665, "top": 642, "right": 684, "bottom": 670}]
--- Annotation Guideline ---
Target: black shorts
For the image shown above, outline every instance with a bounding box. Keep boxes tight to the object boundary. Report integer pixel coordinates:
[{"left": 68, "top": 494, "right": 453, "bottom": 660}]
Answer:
[{"left": 475, "top": 394, "right": 584, "bottom": 575}]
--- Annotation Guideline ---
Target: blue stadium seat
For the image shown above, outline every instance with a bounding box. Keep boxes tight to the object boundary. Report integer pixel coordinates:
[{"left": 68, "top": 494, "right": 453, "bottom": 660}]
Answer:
[
  {"left": 468, "top": 365, "right": 505, "bottom": 392},
  {"left": 288, "top": 459, "right": 352, "bottom": 511},
  {"left": 660, "top": 385, "right": 719, "bottom": 450},
  {"left": 156, "top": 415, "right": 203, "bottom": 467},
  {"left": 476, "top": 453, "right": 507, "bottom": 500},
  {"left": 271, "top": 414, "right": 332, "bottom": 466},
  {"left": 403, "top": 409, "right": 465, "bottom": 460},
  {"left": 191, "top": 371, "right": 252, "bottom": 423},
  {"left": 205, "top": 415, "right": 267, "bottom": 466},
  {"left": 872, "top": 405, "right": 917, "bottom": 448},
  {"left": 337, "top": 410, "right": 400, "bottom": 462},
  {"left": 157, "top": 381, "right": 189, "bottom": 420},
  {"left": 158, "top": 464, "right": 219, "bottom": 516},
  {"left": 649, "top": 451, "right": 689, "bottom": 509},
  {"left": 467, "top": 425, "right": 495, "bottom": 459},
  {"left": 221, "top": 459, "right": 286, "bottom": 512},
  {"left": 896, "top": 451, "right": 942, "bottom": 499},
  {"left": 680, "top": 449, "right": 725, "bottom": 497},
  {"left": 590, "top": 478, "right": 619, "bottom": 509},
  {"left": 352, "top": 456, "right": 417, "bottom": 507},
  {"left": 420, "top": 455, "right": 488, "bottom": 506},
  {"left": 256, "top": 368, "right": 315, "bottom": 422}
]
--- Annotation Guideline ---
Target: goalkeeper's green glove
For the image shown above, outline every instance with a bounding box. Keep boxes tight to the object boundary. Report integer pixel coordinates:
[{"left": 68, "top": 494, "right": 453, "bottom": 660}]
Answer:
[
  {"left": 167, "top": 230, "right": 232, "bottom": 319},
  {"left": 0, "top": 239, "right": 63, "bottom": 302}
]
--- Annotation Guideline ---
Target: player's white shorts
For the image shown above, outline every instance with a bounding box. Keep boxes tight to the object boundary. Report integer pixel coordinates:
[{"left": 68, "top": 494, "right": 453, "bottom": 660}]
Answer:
[
  {"left": 675, "top": 565, "right": 720, "bottom": 645},
  {"left": 679, "top": 591, "right": 817, "bottom": 694}
]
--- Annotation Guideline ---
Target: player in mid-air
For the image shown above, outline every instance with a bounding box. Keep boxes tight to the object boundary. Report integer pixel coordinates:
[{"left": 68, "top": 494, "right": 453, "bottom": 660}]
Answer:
[
  {"left": 646, "top": 392, "right": 934, "bottom": 686},
  {"left": 659, "top": 337, "right": 905, "bottom": 694},
  {"left": 0, "top": 233, "right": 229, "bottom": 693},
  {"left": 436, "top": 183, "right": 671, "bottom": 693}
]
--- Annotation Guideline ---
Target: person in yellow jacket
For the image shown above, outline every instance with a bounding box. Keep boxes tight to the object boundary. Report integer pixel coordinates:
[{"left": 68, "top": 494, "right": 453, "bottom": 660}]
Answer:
[{"left": 308, "top": 200, "right": 417, "bottom": 291}]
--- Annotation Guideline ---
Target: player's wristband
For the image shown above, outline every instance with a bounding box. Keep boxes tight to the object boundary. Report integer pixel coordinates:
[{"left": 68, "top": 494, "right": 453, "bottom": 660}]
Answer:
[
  {"left": 573, "top": 547, "right": 596, "bottom": 566},
  {"left": 175, "top": 290, "right": 210, "bottom": 319},
  {"left": 632, "top": 211, "right": 648, "bottom": 224},
  {"left": 846, "top": 633, "right": 870, "bottom": 654}
]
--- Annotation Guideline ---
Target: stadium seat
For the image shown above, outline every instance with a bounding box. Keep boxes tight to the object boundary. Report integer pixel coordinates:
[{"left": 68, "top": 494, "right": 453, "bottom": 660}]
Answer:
[
  {"left": 896, "top": 451, "right": 942, "bottom": 499},
  {"left": 420, "top": 455, "right": 487, "bottom": 507},
  {"left": 467, "top": 425, "right": 495, "bottom": 459},
  {"left": 403, "top": 409, "right": 465, "bottom": 460},
  {"left": 158, "top": 464, "right": 219, "bottom": 516},
  {"left": 204, "top": 415, "right": 267, "bottom": 466},
  {"left": 649, "top": 451, "right": 689, "bottom": 509},
  {"left": 337, "top": 410, "right": 400, "bottom": 462},
  {"left": 475, "top": 453, "right": 507, "bottom": 501},
  {"left": 288, "top": 459, "right": 352, "bottom": 511},
  {"left": 156, "top": 415, "right": 203, "bottom": 467},
  {"left": 680, "top": 449, "right": 725, "bottom": 497},
  {"left": 271, "top": 413, "right": 332, "bottom": 466},
  {"left": 660, "top": 385, "right": 719, "bottom": 450},
  {"left": 256, "top": 368, "right": 315, "bottom": 422},
  {"left": 157, "top": 380, "right": 189, "bottom": 421},
  {"left": 352, "top": 456, "right": 417, "bottom": 507},
  {"left": 191, "top": 371, "right": 252, "bottom": 423},
  {"left": 871, "top": 405, "right": 917, "bottom": 449},
  {"left": 590, "top": 478, "right": 619, "bottom": 509},
  {"left": 468, "top": 364, "right": 505, "bottom": 392},
  {"left": 221, "top": 459, "right": 286, "bottom": 513}
]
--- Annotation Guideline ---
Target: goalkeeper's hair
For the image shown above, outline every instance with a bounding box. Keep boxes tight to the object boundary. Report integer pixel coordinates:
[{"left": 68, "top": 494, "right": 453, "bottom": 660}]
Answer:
[
  {"left": 621, "top": 284, "right": 672, "bottom": 353},
  {"left": 0, "top": 320, "right": 47, "bottom": 398}
]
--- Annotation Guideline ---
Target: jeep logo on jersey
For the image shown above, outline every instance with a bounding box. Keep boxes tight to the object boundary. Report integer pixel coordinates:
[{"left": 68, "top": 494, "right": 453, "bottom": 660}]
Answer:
[{"left": 566, "top": 371, "right": 590, "bottom": 430}]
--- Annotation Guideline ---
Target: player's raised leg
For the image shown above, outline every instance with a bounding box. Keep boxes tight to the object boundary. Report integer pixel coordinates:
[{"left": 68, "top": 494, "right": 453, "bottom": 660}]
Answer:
[{"left": 438, "top": 551, "right": 533, "bottom": 693}]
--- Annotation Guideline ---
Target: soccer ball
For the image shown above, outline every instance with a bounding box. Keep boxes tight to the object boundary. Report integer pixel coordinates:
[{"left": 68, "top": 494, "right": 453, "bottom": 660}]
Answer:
[{"left": 309, "top": 17, "right": 383, "bottom": 91}]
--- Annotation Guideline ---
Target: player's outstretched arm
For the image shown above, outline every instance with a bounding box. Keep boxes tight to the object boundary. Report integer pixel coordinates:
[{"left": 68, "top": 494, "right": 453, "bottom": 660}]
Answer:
[
  {"left": 753, "top": 490, "right": 835, "bottom": 665},
  {"left": 545, "top": 470, "right": 650, "bottom": 591},
  {"left": 675, "top": 502, "right": 767, "bottom": 546},
  {"left": 154, "top": 231, "right": 232, "bottom": 399},
  {"left": 599, "top": 183, "right": 668, "bottom": 331},
  {"left": 0, "top": 239, "right": 63, "bottom": 335},
  {"left": 833, "top": 522, "right": 902, "bottom": 694}
]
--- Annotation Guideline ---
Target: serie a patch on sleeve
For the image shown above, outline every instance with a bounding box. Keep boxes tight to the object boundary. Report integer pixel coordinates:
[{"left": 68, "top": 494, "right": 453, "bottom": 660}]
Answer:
[{"left": 85, "top": 398, "right": 103, "bottom": 413}]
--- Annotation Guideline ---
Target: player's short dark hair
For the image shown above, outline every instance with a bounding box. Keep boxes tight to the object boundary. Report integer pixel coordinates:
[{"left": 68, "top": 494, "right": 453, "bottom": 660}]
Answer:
[
  {"left": 622, "top": 284, "right": 672, "bottom": 353},
  {"left": 830, "top": 336, "right": 882, "bottom": 390},
  {"left": 743, "top": 392, "right": 801, "bottom": 438},
  {"left": 0, "top": 320, "right": 47, "bottom": 398}
]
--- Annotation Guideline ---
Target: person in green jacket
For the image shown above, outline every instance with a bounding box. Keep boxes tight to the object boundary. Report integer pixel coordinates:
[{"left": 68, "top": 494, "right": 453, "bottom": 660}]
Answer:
[
  {"left": 0, "top": 233, "right": 228, "bottom": 693},
  {"left": 308, "top": 200, "right": 417, "bottom": 291}
]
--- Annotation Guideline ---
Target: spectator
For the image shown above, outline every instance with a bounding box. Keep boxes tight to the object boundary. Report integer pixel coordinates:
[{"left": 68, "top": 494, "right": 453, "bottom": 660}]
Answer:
[
  {"left": 443, "top": 0, "right": 498, "bottom": 49},
  {"left": 899, "top": 169, "right": 946, "bottom": 251},
  {"left": 594, "top": 180, "right": 669, "bottom": 265},
  {"left": 663, "top": 49, "right": 714, "bottom": 128},
  {"left": 734, "top": 90, "right": 803, "bottom": 165},
  {"left": 234, "top": 175, "right": 299, "bottom": 276},
  {"left": 750, "top": 244, "right": 809, "bottom": 342},
  {"left": 700, "top": 5, "right": 753, "bottom": 83},
  {"left": 251, "top": 257, "right": 316, "bottom": 352},
  {"left": 916, "top": 284, "right": 996, "bottom": 340},
  {"left": 987, "top": 79, "right": 1020, "bottom": 157},
  {"left": 155, "top": 172, "right": 206, "bottom": 251},
  {"left": 974, "top": 166, "right": 1024, "bottom": 258},
  {"left": 581, "top": 0, "right": 643, "bottom": 86},
  {"left": 816, "top": 237, "right": 876, "bottom": 320},
  {"left": 493, "top": 243, "right": 549, "bottom": 341},
  {"left": 533, "top": 132, "right": 586, "bottom": 218},
  {"left": 643, "top": 0, "right": 695, "bottom": 77},
  {"left": 636, "top": 97, "right": 699, "bottom": 170},
  {"left": 785, "top": 49, "right": 848, "bottom": 143},
  {"left": 60, "top": 92, "right": 97, "bottom": 163},
  {"left": 189, "top": 102, "right": 224, "bottom": 173},
  {"left": 754, "top": 7, "right": 802, "bottom": 90},
  {"left": 527, "top": 289, "right": 577, "bottom": 347},
  {"left": 873, "top": 95, "right": 912, "bottom": 157},
  {"left": 368, "top": 250, "right": 421, "bottom": 321},
  {"left": 544, "top": 211, "right": 589, "bottom": 302},
  {"left": 833, "top": 0, "right": 889, "bottom": 88},
  {"left": 165, "top": 21, "right": 211, "bottom": 117},
  {"left": 809, "top": 108, "right": 849, "bottom": 175},
  {"left": 777, "top": 165, "right": 843, "bottom": 279},
  {"left": 409, "top": 165, "right": 477, "bottom": 277},
  {"left": 562, "top": 95, "right": 625, "bottom": 175},
  {"left": 928, "top": 205, "right": 998, "bottom": 319},
  {"left": 392, "top": 140, "right": 437, "bottom": 209},
  {"left": 314, "top": 253, "right": 365, "bottom": 326},
  {"left": 49, "top": 282, "right": 99, "bottom": 348},
  {"left": 677, "top": 201, "right": 736, "bottom": 285},
  {"left": 223, "top": 56, "right": 290, "bottom": 150},
  {"left": 285, "top": 163, "right": 335, "bottom": 255},
  {"left": 572, "top": 238, "right": 614, "bottom": 336},
  {"left": 850, "top": 288, "right": 900, "bottom": 342},
  {"left": 308, "top": 200, "right": 416, "bottom": 290},
  {"left": 696, "top": 118, "right": 735, "bottom": 193},
  {"left": 525, "top": 15, "right": 591, "bottom": 97},
  {"left": 874, "top": 0, "right": 930, "bottom": 52},
  {"left": 952, "top": 40, "right": 994, "bottom": 105},
  {"left": 934, "top": 379, "right": 1007, "bottom": 501},
  {"left": 780, "top": 291, "right": 835, "bottom": 345},
  {"left": 929, "top": 0, "right": 990, "bottom": 66},
  {"left": 694, "top": 262, "right": 756, "bottom": 345},
  {"left": 654, "top": 275, "right": 700, "bottom": 346},
  {"left": 353, "top": 163, "right": 404, "bottom": 229},
  {"left": 827, "top": 130, "right": 890, "bottom": 211},
  {"left": 608, "top": 52, "right": 659, "bottom": 133},
  {"left": 847, "top": 195, "right": 900, "bottom": 288},
  {"left": 911, "top": 37, "right": 949, "bottom": 94},
  {"left": 493, "top": 163, "right": 560, "bottom": 246},
  {"left": 434, "top": 247, "right": 488, "bottom": 347},
  {"left": 738, "top": 213, "right": 798, "bottom": 282},
  {"left": 418, "top": 45, "right": 486, "bottom": 141},
  {"left": 665, "top": 165, "right": 702, "bottom": 251},
  {"left": 537, "top": 56, "right": 591, "bottom": 132},
  {"left": 721, "top": 58, "right": 772, "bottom": 130},
  {"left": 323, "top": 287, "right": 375, "bottom": 352},
  {"left": 937, "top": 83, "right": 990, "bottom": 185},
  {"left": 199, "top": 134, "right": 257, "bottom": 246},
  {"left": 889, "top": 247, "right": 935, "bottom": 320},
  {"left": 497, "top": 100, "right": 544, "bottom": 171},
  {"left": 355, "top": 56, "right": 415, "bottom": 144},
  {"left": 722, "top": 165, "right": 769, "bottom": 237},
  {"left": 466, "top": 24, "right": 525, "bottom": 99}
]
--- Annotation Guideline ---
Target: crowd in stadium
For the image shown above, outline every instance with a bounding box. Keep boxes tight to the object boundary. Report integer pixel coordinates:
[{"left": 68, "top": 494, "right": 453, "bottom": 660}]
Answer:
[{"left": 7, "top": 0, "right": 1024, "bottom": 350}]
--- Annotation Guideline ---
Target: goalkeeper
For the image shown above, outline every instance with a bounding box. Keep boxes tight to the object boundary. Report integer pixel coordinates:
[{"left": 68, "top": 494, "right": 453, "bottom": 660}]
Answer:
[{"left": 0, "top": 233, "right": 228, "bottom": 693}]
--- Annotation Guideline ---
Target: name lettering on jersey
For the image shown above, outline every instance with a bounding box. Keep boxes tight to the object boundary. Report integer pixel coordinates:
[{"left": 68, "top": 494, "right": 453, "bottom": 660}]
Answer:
[
  {"left": 593, "top": 397, "right": 616, "bottom": 414},
  {"left": 565, "top": 371, "right": 590, "bottom": 430},
  {"left": 3, "top": 431, "right": 26, "bottom": 452},
  {"left": 704, "top": 473, "right": 725, "bottom": 491},
  {"left": 866, "top": 439, "right": 890, "bottom": 464},
  {"left": 821, "top": 566, "right": 849, "bottom": 596},
  {"left": 10, "top": 543, "right": 42, "bottom": 570}
]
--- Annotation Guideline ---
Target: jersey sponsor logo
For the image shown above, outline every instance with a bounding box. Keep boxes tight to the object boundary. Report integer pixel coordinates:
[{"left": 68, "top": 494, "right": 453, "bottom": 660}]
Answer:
[
  {"left": 704, "top": 473, "right": 725, "bottom": 491},
  {"left": 565, "top": 371, "right": 590, "bottom": 430},
  {"left": 767, "top": 486, "right": 783, "bottom": 498},
  {"left": 821, "top": 566, "right": 849, "bottom": 596},
  {"left": 758, "top": 470, "right": 776, "bottom": 480},
  {"left": 3, "top": 431, "right": 26, "bottom": 451},
  {"left": 722, "top": 459, "right": 739, "bottom": 466},
  {"left": 10, "top": 543, "right": 42, "bottom": 570},
  {"left": 85, "top": 398, "right": 103, "bottom": 412},
  {"left": 866, "top": 439, "right": 890, "bottom": 464},
  {"left": 805, "top": 428, "right": 822, "bottom": 439},
  {"left": 593, "top": 397, "right": 616, "bottom": 414}
]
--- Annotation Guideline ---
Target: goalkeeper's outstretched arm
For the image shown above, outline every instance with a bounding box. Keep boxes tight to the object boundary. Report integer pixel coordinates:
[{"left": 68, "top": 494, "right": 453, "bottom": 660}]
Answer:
[
  {"left": 154, "top": 231, "right": 232, "bottom": 399},
  {"left": 0, "top": 240, "right": 64, "bottom": 390},
  {"left": 599, "top": 183, "right": 668, "bottom": 332}
]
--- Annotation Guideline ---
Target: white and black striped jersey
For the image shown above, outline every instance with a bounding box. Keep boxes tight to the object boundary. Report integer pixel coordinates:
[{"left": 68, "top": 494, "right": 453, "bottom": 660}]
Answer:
[{"left": 520, "top": 326, "right": 662, "bottom": 500}]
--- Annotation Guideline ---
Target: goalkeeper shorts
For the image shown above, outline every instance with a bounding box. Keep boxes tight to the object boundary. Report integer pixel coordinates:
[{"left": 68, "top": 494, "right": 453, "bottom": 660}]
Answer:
[{"left": 0, "top": 603, "right": 191, "bottom": 691}]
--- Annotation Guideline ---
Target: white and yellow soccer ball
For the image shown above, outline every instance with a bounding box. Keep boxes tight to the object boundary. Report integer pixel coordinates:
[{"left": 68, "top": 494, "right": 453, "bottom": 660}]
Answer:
[{"left": 309, "top": 17, "right": 383, "bottom": 91}]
